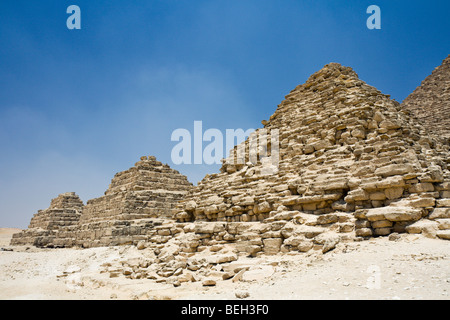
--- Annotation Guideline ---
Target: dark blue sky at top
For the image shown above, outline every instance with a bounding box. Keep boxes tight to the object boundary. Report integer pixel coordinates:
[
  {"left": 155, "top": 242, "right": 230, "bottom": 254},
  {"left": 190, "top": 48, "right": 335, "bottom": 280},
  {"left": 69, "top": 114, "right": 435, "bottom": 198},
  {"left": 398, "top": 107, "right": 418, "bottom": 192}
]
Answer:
[{"left": 0, "top": 0, "right": 449, "bottom": 228}]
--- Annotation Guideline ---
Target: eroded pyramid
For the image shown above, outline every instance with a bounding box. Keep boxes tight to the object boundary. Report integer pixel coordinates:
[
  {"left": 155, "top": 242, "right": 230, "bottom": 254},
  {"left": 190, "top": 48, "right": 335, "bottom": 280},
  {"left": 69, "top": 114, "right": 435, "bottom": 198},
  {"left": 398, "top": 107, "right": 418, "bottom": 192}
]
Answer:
[
  {"left": 176, "top": 62, "right": 450, "bottom": 245},
  {"left": 401, "top": 54, "right": 450, "bottom": 143},
  {"left": 10, "top": 192, "right": 84, "bottom": 246}
]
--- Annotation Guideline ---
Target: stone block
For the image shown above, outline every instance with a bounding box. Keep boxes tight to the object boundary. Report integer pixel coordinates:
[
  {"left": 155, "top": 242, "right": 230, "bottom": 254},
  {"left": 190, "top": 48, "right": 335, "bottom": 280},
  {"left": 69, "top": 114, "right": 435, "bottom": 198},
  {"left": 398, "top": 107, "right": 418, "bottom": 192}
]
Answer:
[{"left": 262, "top": 238, "right": 283, "bottom": 255}]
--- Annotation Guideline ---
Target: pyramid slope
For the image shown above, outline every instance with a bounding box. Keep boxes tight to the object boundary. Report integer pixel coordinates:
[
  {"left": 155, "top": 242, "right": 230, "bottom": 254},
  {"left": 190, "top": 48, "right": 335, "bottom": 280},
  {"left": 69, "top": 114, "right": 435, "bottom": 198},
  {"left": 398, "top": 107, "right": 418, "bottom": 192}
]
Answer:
[{"left": 401, "top": 55, "right": 450, "bottom": 143}]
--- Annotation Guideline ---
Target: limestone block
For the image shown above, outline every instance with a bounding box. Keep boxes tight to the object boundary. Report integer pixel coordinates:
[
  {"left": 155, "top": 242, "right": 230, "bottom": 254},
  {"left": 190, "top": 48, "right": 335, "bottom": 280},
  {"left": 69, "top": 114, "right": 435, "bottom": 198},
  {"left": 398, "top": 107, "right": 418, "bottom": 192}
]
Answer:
[
  {"left": 185, "top": 201, "right": 197, "bottom": 211},
  {"left": 262, "top": 238, "right": 283, "bottom": 255},
  {"left": 373, "top": 227, "right": 392, "bottom": 236},
  {"left": 405, "top": 220, "right": 438, "bottom": 238},
  {"left": 355, "top": 219, "right": 371, "bottom": 228},
  {"left": 409, "top": 197, "right": 435, "bottom": 208},
  {"left": 338, "top": 223, "right": 354, "bottom": 233},
  {"left": 366, "top": 206, "right": 422, "bottom": 222},
  {"left": 297, "top": 240, "right": 314, "bottom": 252},
  {"left": 314, "top": 232, "right": 340, "bottom": 253},
  {"left": 437, "top": 199, "right": 450, "bottom": 207},
  {"left": 254, "top": 201, "right": 271, "bottom": 214},
  {"left": 440, "top": 191, "right": 450, "bottom": 198},
  {"left": 371, "top": 220, "right": 393, "bottom": 228},
  {"left": 345, "top": 189, "right": 369, "bottom": 202},
  {"left": 367, "top": 192, "right": 385, "bottom": 202},
  {"left": 283, "top": 236, "right": 304, "bottom": 247},
  {"left": 241, "top": 266, "right": 275, "bottom": 282},
  {"left": 409, "top": 183, "right": 434, "bottom": 194}
]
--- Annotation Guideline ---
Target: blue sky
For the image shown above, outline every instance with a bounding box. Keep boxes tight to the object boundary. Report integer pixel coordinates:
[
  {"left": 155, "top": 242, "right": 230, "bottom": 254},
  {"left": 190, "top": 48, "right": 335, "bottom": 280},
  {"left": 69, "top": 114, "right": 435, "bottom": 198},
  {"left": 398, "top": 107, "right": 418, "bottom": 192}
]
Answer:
[{"left": 0, "top": 0, "right": 449, "bottom": 228}]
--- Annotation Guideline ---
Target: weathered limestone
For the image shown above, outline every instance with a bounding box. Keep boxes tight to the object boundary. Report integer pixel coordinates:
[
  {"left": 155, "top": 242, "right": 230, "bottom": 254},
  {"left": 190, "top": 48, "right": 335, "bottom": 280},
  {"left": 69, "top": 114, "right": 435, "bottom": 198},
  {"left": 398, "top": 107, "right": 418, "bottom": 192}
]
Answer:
[
  {"left": 401, "top": 54, "right": 450, "bottom": 144},
  {"left": 11, "top": 156, "right": 193, "bottom": 248},
  {"left": 75, "top": 156, "right": 192, "bottom": 247},
  {"left": 80, "top": 156, "right": 192, "bottom": 223},
  {"left": 10, "top": 192, "right": 83, "bottom": 246}
]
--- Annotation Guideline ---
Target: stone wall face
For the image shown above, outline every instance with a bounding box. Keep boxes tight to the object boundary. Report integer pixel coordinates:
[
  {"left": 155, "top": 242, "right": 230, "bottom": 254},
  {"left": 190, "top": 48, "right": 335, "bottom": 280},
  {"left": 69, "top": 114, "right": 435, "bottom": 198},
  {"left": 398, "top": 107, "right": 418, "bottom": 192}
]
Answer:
[{"left": 401, "top": 55, "right": 450, "bottom": 144}]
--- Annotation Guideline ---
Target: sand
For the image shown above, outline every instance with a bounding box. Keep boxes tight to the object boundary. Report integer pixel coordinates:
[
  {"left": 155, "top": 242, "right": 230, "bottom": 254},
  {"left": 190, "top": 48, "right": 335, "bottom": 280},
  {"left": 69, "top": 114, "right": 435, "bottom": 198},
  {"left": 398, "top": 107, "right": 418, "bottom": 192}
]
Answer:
[{"left": 0, "top": 228, "right": 449, "bottom": 300}]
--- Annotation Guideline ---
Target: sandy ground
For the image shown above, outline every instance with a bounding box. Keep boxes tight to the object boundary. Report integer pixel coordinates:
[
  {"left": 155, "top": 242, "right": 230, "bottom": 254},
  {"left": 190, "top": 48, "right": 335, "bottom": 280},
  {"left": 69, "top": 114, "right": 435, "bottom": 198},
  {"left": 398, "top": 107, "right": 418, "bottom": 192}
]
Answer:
[{"left": 0, "top": 228, "right": 449, "bottom": 300}]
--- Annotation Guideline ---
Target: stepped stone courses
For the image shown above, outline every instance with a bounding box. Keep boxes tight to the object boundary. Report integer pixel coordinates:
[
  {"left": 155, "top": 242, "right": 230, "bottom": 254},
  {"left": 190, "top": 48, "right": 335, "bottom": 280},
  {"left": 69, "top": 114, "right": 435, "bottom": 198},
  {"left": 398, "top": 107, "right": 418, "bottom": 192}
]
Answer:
[
  {"left": 175, "top": 62, "right": 450, "bottom": 248},
  {"left": 11, "top": 59, "right": 450, "bottom": 260},
  {"left": 401, "top": 55, "right": 450, "bottom": 144},
  {"left": 11, "top": 156, "right": 193, "bottom": 247}
]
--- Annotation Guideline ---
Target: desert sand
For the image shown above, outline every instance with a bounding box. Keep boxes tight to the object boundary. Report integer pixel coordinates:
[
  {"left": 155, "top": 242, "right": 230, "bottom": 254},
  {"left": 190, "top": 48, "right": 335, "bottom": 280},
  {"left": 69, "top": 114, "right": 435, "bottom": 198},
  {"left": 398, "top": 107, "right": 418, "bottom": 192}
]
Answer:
[{"left": 0, "top": 228, "right": 449, "bottom": 300}]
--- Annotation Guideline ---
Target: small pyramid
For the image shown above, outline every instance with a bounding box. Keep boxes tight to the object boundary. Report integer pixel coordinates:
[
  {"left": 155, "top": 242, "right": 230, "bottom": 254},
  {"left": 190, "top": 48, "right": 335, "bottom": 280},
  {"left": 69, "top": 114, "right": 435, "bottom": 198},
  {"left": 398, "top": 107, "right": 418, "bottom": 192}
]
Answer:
[
  {"left": 176, "top": 62, "right": 450, "bottom": 244},
  {"left": 401, "top": 55, "right": 450, "bottom": 143}
]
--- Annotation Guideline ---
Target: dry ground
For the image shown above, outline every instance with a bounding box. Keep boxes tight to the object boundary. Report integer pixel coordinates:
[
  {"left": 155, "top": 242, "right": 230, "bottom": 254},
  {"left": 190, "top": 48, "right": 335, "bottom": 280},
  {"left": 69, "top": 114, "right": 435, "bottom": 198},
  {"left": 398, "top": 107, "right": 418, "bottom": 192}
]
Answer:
[{"left": 0, "top": 228, "right": 449, "bottom": 300}]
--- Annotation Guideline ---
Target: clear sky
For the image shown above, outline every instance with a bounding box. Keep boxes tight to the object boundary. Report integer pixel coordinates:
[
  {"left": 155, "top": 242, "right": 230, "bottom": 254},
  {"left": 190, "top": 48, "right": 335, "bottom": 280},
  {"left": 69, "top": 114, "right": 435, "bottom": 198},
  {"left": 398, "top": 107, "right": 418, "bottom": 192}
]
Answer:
[{"left": 0, "top": 1, "right": 449, "bottom": 228}]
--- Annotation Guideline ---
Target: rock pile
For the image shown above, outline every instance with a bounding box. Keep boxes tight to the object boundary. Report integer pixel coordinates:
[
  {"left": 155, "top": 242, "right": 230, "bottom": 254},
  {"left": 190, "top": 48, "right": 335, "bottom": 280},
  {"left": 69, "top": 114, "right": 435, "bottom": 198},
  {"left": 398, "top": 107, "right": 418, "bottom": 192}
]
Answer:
[
  {"left": 98, "top": 219, "right": 282, "bottom": 286},
  {"left": 401, "top": 54, "right": 450, "bottom": 144}
]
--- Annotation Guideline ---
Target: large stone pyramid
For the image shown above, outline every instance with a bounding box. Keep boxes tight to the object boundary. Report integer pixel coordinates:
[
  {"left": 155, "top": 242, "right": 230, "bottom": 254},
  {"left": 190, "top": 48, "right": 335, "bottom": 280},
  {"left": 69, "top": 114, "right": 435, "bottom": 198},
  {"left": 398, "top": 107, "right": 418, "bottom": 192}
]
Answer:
[
  {"left": 11, "top": 62, "right": 450, "bottom": 257},
  {"left": 401, "top": 55, "right": 450, "bottom": 144},
  {"left": 176, "top": 62, "right": 450, "bottom": 243}
]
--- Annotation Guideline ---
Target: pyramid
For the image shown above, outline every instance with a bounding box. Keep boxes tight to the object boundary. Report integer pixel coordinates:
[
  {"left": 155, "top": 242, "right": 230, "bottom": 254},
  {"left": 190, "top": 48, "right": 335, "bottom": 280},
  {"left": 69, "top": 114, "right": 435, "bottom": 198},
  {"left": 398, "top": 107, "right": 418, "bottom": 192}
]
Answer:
[
  {"left": 10, "top": 192, "right": 83, "bottom": 246},
  {"left": 401, "top": 55, "right": 450, "bottom": 143},
  {"left": 73, "top": 156, "right": 193, "bottom": 247},
  {"left": 176, "top": 62, "right": 450, "bottom": 246}
]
